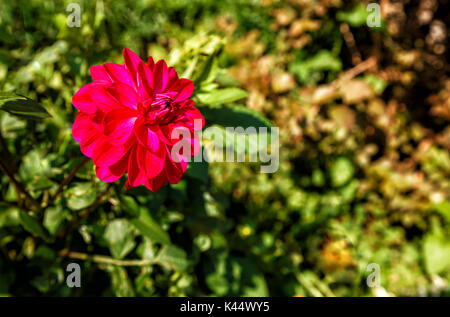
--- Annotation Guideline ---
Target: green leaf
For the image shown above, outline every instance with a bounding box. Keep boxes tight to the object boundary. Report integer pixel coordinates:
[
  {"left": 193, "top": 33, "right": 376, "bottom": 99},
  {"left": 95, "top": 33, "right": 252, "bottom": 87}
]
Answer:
[
  {"left": 423, "top": 231, "right": 450, "bottom": 275},
  {"left": 155, "top": 245, "right": 188, "bottom": 271},
  {"left": 204, "top": 253, "right": 268, "bottom": 296},
  {"left": 0, "top": 207, "right": 20, "bottom": 227},
  {"left": 311, "top": 169, "right": 326, "bottom": 187},
  {"left": 19, "top": 210, "right": 49, "bottom": 240},
  {"left": 119, "top": 195, "right": 140, "bottom": 217},
  {"left": 236, "top": 257, "right": 269, "bottom": 296},
  {"left": 202, "top": 104, "right": 272, "bottom": 129},
  {"left": 0, "top": 92, "right": 22, "bottom": 102},
  {"left": 197, "top": 88, "right": 248, "bottom": 106},
  {"left": 289, "top": 50, "right": 342, "bottom": 85},
  {"left": 206, "top": 125, "right": 272, "bottom": 156},
  {"left": 0, "top": 96, "right": 51, "bottom": 120},
  {"left": 129, "top": 209, "right": 171, "bottom": 245},
  {"left": 204, "top": 252, "right": 229, "bottom": 295},
  {"left": 66, "top": 182, "right": 97, "bottom": 210},
  {"left": 337, "top": 5, "right": 369, "bottom": 27},
  {"left": 136, "top": 237, "right": 158, "bottom": 260},
  {"left": 107, "top": 266, "right": 136, "bottom": 297},
  {"left": 330, "top": 157, "right": 355, "bottom": 187},
  {"left": 19, "top": 150, "right": 48, "bottom": 183},
  {"left": 202, "top": 105, "right": 274, "bottom": 156},
  {"left": 43, "top": 206, "right": 67, "bottom": 235},
  {"left": 364, "top": 74, "right": 387, "bottom": 94},
  {"left": 104, "top": 219, "right": 136, "bottom": 259},
  {"left": 0, "top": 270, "right": 14, "bottom": 296},
  {"left": 432, "top": 201, "right": 450, "bottom": 223},
  {"left": 193, "top": 51, "right": 220, "bottom": 85},
  {"left": 185, "top": 158, "right": 209, "bottom": 183}
]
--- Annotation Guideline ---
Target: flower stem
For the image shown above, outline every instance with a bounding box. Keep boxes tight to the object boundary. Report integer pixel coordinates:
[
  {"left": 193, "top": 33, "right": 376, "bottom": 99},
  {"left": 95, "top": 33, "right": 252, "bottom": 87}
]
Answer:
[
  {"left": 0, "top": 128, "right": 15, "bottom": 173},
  {"left": 0, "top": 158, "right": 41, "bottom": 212},
  {"left": 59, "top": 250, "right": 154, "bottom": 266},
  {"left": 47, "top": 157, "right": 90, "bottom": 207}
]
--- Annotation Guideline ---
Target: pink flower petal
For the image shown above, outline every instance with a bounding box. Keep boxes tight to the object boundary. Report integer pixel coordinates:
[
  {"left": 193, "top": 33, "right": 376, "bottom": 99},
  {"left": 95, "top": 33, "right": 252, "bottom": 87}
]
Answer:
[
  {"left": 137, "top": 61, "right": 153, "bottom": 100},
  {"left": 72, "top": 82, "right": 122, "bottom": 114},
  {"left": 167, "top": 67, "right": 179, "bottom": 88},
  {"left": 104, "top": 82, "right": 138, "bottom": 110},
  {"left": 90, "top": 65, "right": 113, "bottom": 82},
  {"left": 143, "top": 124, "right": 172, "bottom": 146},
  {"left": 147, "top": 56, "right": 155, "bottom": 70},
  {"left": 103, "top": 63, "right": 135, "bottom": 89},
  {"left": 104, "top": 108, "right": 137, "bottom": 145},
  {"left": 134, "top": 118, "right": 161, "bottom": 152},
  {"left": 182, "top": 104, "right": 205, "bottom": 130},
  {"left": 144, "top": 171, "right": 167, "bottom": 192},
  {"left": 159, "top": 122, "right": 193, "bottom": 144},
  {"left": 153, "top": 59, "right": 169, "bottom": 93},
  {"left": 172, "top": 78, "right": 194, "bottom": 103},
  {"left": 72, "top": 112, "right": 104, "bottom": 157},
  {"left": 164, "top": 147, "right": 187, "bottom": 184},
  {"left": 96, "top": 151, "right": 130, "bottom": 182},
  {"left": 123, "top": 48, "right": 143, "bottom": 88},
  {"left": 80, "top": 133, "right": 102, "bottom": 158},
  {"left": 125, "top": 145, "right": 147, "bottom": 189},
  {"left": 92, "top": 138, "right": 130, "bottom": 167},
  {"left": 72, "top": 112, "right": 93, "bottom": 143},
  {"left": 137, "top": 143, "right": 166, "bottom": 178},
  {"left": 168, "top": 126, "right": 200, "bottom": 159}
]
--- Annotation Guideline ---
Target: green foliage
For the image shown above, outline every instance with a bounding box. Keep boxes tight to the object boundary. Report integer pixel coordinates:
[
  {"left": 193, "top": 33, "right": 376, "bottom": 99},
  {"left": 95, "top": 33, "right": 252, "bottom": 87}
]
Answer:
[
  {"left": 156, "top": 245, "right": 189, "bottom": 271},
  {"left": 337, "top": 5, "right": 370, "bottom": 27},
  {"left": 289, "top": 50, "right": 342, "bottom": 85},
  {"left": 19, "top": 211, "right": 50, "bottom": 241},
  {"left": 104, "top": 219, "right": 136, "bottom": 259},
  {"left": 197, "top": 88, "right": 248, "bottom": 106},
  {"left": 330, "top": 157, "right": 355, "bottom": 187},
  {"left": 0, "top": 93, "right": 51, "bottom": 120},
  {"left": 202, "top": 104, "right": 273, "bottom": 129},
  {"left": 129, "top": 209, "right": 171, "bottom": 245},
  {"left": 66, "top": 182, "right": 97, "bottom": 210},
  {"left": 423, "top": 230, "right": 450, "bottom": 275},
  {"left": 363, "top": 74, "right": 388, "bottom": 94}
]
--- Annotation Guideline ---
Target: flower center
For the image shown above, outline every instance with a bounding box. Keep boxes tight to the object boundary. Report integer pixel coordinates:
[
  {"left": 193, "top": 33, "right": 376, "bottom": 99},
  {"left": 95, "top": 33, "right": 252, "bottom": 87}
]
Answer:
[{"left": 138, "top": 93, "right": 178, "bottom": 124}]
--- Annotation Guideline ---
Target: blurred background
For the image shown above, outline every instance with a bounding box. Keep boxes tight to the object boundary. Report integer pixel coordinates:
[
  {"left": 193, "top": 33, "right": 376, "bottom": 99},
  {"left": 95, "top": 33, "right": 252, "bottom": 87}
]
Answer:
[{"left": 0, "top": 0, "right": 449, "bottom": 296}]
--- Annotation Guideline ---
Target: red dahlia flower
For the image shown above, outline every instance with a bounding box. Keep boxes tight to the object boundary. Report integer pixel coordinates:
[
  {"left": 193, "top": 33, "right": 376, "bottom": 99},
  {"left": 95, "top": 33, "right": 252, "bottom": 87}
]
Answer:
[{"left": 72, "top": 48, "right": 204, "bottom": 191}]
